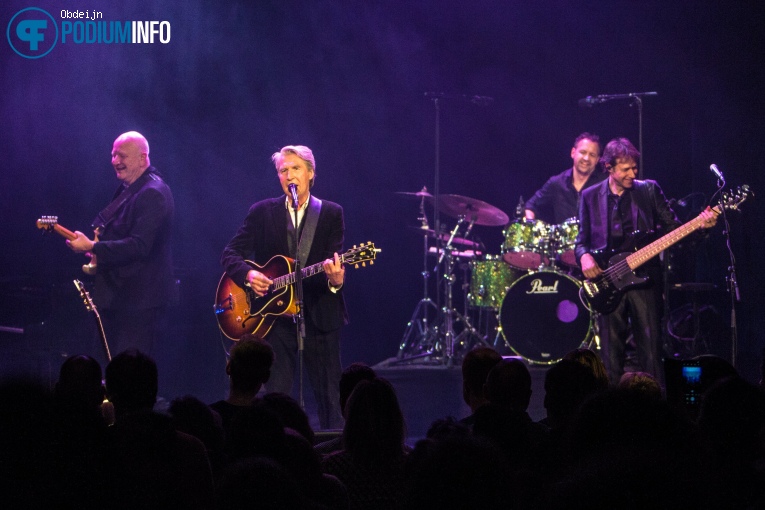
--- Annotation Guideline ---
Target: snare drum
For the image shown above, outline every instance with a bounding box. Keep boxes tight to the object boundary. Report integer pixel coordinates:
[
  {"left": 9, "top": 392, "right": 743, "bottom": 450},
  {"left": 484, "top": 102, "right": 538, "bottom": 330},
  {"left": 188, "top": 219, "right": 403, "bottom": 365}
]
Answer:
[
  {"left": 499, "top": 269, "right": 591, "bottom": 363},
  {"left": 468, "top": 256, "right": 519, "bottom": 309},
  {"left": 501, "top": 219, "right": 551, "bottom": 270},
  {"left": 552, "top": 217, "right": 579, "bottom": 267}
]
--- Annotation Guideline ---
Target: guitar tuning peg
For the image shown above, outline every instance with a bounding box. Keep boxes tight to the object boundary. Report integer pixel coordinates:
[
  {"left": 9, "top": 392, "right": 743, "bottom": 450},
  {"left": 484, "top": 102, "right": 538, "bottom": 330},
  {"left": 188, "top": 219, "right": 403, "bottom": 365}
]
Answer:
[
  {"left": 361, "top": 262, "right": 366, "bottom": 267},
  {"left": 353, "top": 244, "right": 357, "bottom": 249},
  {"left": 370, "top": 261, "right": 374, "bottom": 265},
  {"left": 354, "top": 263, "right": 359, "bottom": 269}
]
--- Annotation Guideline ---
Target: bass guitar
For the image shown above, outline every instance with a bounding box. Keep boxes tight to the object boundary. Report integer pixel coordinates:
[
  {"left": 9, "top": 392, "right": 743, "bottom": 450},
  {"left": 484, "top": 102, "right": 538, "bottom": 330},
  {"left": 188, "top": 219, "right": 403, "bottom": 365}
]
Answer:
[
  {"left": 74, "top": 279, "right": 112, "bottom": 362},
  {"left": 36, "top": 216, "right": 99, "bottom": 275},
  {"left": 214, "top": 242, "right": 380, "bottom": 340},
  {"left": 579, "top": 185, "right": 752, "bottom": 314}
]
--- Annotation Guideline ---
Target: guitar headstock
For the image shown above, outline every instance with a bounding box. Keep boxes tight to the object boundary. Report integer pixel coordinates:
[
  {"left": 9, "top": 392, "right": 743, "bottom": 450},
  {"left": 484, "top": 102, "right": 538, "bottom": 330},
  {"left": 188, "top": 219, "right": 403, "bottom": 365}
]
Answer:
[
  {"left": 36, "top": 215, "right": 59, "bottom": 232},
  {"left": 342, "top": 242, "right": 380, "bottom": 268},
  {"left": 720, "top": 185, "right": 753, "bottom": 212},
  {"left": 73, "top": 279, "right": 97, "bottom": 313}
]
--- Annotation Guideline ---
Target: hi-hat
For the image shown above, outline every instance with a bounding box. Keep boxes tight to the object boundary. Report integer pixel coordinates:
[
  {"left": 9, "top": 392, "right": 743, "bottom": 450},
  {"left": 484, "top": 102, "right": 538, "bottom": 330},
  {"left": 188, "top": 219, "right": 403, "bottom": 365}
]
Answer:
[
  {"left": 437, "top": 194, "right": 509, "bottom": 226},
  {"left": 395, "top": 190, "right": 433, "bottom": 198},
  {"left": 408, "top": 226, "right": 479, "bottom": 248}
]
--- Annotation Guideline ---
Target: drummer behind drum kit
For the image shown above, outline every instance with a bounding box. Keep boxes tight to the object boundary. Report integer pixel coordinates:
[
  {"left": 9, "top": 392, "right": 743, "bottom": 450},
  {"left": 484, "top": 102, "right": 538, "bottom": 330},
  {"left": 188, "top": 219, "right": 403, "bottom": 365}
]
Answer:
[{"left": 395, "top": 188, "right": 595, "bottom": 366}]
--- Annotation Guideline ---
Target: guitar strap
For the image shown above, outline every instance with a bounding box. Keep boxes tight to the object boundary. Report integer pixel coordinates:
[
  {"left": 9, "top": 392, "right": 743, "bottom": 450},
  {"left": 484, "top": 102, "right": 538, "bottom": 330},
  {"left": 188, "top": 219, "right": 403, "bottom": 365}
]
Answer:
[
  {"left": 296, "top": 196, "right": 322, "bottom": 267},
  {"left": 91, "top": 168, "right": 162, "bottom": 229}
]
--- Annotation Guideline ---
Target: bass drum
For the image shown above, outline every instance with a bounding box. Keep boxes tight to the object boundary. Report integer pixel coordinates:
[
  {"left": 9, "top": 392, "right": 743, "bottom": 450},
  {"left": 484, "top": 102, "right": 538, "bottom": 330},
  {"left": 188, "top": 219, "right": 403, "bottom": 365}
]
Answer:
[{"left": 499, "top": 270, "right": 591, "bottom": 364}]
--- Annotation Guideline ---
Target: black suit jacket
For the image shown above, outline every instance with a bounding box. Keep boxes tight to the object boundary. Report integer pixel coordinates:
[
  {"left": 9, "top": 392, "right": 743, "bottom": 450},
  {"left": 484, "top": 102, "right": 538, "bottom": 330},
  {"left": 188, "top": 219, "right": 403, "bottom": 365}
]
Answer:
[
  {"left": 91, "top": 168, "right": 175, "bottom": 311},
  {"left": 575, "top": 179, "right": 680, "bottom": 266},
  {"left": 220, "top": 195, "right": 348, "bottom": 333}
]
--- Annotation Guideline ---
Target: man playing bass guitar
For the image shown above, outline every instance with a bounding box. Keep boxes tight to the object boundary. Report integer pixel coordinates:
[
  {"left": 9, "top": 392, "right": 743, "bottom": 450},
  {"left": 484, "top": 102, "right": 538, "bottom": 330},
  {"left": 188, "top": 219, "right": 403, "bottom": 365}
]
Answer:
[{"left": 575, "top": 138, "right": 717, "bottom": 385}]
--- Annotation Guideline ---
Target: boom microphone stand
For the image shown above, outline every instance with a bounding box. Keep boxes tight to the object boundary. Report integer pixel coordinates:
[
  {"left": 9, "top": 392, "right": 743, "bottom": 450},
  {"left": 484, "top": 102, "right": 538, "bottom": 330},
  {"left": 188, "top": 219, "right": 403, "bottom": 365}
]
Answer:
[{"left": 578, "top": 91, "right": 657, "bottom": 178}]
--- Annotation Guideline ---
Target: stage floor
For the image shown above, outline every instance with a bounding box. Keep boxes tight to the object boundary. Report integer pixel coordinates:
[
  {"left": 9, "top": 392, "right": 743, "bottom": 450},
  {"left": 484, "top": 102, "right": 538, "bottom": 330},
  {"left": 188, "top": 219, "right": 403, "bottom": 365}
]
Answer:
[{"left": 371, "top": 357, "right": 548, "bottom": 440}]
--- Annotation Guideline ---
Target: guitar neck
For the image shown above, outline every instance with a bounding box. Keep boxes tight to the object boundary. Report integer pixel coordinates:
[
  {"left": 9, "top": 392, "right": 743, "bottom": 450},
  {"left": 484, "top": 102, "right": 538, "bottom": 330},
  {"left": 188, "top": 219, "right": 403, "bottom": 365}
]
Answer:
[
  {"left": 51, "top": 224, "right": 77, "bottom": 241},
  {"left": 271, "top": 259, "right": 329, "bottom": 290},
  {"left": 625, "top": 206, "right": 719, "bottom": 270}
]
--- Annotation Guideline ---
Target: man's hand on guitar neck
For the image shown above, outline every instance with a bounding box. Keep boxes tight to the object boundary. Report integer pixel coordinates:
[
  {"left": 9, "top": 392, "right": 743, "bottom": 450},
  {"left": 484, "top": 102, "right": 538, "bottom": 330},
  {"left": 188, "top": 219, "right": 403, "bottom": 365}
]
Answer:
[
  {"left": 67, "top": 231, "right": 95, "bottom": 253},
  {"left": 699, "top": 206, "right": 718, "bottom": 229},
  {"left": 323, "top": 252, "right": 345, "bottom": 290},
  {"left": 246, "top": 270, "right": 273, "bottom": 297},
  {"left": 580, "top": 253, "right": 603, "bottom": 280}
]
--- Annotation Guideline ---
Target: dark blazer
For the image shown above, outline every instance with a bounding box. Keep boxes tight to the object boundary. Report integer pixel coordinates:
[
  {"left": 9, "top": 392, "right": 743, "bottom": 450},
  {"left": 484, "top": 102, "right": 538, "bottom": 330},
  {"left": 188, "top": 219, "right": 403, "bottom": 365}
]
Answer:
[
  {"left": 91, "top": 168, "right": 175, "bottom": 311},
  {"left": 575, "top": 179, "right": 680, "bottom": 266},
  {"left": 220, "top": 196, "right": 348, "bottom": 333}
]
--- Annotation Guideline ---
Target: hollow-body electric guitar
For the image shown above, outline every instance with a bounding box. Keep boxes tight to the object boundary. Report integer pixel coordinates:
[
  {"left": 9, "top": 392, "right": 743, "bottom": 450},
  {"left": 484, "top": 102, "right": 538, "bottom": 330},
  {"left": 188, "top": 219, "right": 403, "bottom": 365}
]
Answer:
[
  {"left": 36, "top": 216, "right": 99, "bottom": 275},
  {"left": 579, "top": 185, "right": 752, "bottom": 314},
  {"left": 214, "top": 242, "right": 379, "bottom": 341}
]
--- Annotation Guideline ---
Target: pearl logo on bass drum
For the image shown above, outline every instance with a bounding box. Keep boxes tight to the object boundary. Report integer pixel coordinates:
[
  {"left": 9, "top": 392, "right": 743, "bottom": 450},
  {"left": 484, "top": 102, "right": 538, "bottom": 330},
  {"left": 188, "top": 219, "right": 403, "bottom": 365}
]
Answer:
[{"left": 526, "top": 278, "right": 559, "bottom": 294}]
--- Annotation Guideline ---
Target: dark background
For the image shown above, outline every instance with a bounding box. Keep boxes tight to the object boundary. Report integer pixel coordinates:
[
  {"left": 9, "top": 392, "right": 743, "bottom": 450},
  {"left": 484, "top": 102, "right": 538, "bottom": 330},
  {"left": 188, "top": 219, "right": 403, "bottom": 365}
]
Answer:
[{"left": 2, "top": 0, "right": 763, "bottom": 402}]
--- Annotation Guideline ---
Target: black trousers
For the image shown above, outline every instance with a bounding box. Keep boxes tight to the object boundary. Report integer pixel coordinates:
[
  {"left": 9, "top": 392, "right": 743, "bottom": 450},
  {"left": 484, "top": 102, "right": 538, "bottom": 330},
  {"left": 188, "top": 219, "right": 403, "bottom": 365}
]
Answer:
[
  {"left": 599, "top": 282, "right": 664, "bottom": 386},
  {"left": 265, "top": 317, "right": 344, "bottom": 430}
]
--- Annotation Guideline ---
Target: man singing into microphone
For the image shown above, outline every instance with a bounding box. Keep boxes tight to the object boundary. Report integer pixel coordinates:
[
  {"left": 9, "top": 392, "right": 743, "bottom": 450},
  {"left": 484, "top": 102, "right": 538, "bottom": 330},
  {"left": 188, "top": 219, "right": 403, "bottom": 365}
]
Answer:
[{"left": 221, "top": 145, "right": 347, "bottom": 429}]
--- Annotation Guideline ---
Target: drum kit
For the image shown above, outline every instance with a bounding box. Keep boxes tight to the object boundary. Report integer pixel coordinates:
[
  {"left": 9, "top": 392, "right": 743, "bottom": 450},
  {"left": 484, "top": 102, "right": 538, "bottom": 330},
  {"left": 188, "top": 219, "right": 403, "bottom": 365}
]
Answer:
[{"left": 394, "top": 188, "right": 596, "bottom": 366}]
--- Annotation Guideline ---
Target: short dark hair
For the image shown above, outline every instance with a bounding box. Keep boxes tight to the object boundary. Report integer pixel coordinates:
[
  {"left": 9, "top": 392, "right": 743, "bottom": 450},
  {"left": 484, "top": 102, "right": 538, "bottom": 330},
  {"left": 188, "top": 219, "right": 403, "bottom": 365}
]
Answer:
[
  {"left": 601, "top": 137, "right": 640, "bottom": 171},
  {"left": 462, "top": 347, "right": 502, "bottom": 397},
  {"left": 574, "top": 132, "right": 600, "bottom": 151},
  {"left": 105, "top": 349, "right": 158, "bottom": 413},
  {"left": 229, "top": 335, "right": 275, "bottom": 393}
]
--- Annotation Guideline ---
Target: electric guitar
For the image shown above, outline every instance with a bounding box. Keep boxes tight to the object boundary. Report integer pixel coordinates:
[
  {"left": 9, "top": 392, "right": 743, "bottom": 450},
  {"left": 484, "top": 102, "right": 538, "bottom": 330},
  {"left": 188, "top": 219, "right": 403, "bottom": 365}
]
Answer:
[
  {"left": 74, "top": 279, "right": 112, "bottom": 362},
  {"left": 36, "top": 216, "right": 99, "bottom": 275},
  {"left": 579, "top": 185, "right": 752, "bottom": 314},
  {"left": 214, "top": 242, "right": 380, "bottom": 340}
]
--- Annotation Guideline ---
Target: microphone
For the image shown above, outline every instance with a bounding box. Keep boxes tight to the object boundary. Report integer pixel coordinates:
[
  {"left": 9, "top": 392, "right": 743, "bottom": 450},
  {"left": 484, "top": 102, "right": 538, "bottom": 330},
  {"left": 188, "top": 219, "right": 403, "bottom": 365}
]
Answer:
[
  {"left": 424, "top": 92, "right": 494, "bottom": 106},
  {"left": 709, "top": 163, "right": 724, "bottom": 181},
  {"left": 288, "top": 183, "right": 299, "bottom": 209},
  {"left": 578, "top": 96, "right": 607, "bottom": 108},
  {"left": 470, "top": 95, "right": 494, "bottom": 106}
]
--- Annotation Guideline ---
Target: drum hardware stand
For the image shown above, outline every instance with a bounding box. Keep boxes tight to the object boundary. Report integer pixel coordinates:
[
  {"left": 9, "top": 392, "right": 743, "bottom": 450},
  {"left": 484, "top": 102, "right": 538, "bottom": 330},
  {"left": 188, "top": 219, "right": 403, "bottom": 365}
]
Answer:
[
  {"left": 589, "top": 312, "right": 601, "bottom": 351},
  {"left": 395, "top": 189, "right": 440, "bottom": 363},
  {"left": 438, "top": 228, "right": 482, "bottom": 366},
  {"left": 395, "top": 216, "right": 482, "bottom": 366}
]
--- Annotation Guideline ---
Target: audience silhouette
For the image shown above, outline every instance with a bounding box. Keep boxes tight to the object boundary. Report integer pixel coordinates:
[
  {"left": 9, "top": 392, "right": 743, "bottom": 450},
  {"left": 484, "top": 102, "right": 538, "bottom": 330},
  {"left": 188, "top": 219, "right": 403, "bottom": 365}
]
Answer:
[{"left": 2, "top": 345, "right": 762, "bottom": 510}]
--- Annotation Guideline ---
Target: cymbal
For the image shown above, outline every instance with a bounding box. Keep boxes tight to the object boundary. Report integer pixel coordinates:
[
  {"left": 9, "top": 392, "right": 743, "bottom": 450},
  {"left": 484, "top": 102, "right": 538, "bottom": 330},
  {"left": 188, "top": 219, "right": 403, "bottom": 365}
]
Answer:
[
  {"left": 436, "top": 194, "right": 509, "bottom": 227},
  {"left": 408, "top": 226, "right": 480, "bottom": 248},
  {"left": 395, "top": 190, "right": 433, "bottom": 198}
]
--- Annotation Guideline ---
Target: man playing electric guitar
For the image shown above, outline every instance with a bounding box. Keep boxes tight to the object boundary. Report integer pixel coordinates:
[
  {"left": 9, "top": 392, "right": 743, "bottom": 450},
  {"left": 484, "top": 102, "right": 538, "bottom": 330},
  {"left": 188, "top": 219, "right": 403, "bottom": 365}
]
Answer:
[
  {"left": 575, "top": 138, "right": 717, "bottom": 385},
  {"left": 220, "top": 145, "right": 347, "bottom": 430}
]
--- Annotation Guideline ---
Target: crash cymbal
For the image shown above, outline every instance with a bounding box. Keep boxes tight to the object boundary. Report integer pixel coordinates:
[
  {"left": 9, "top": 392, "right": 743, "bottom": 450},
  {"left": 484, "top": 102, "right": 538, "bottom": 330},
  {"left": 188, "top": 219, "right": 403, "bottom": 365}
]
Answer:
[
  {"left": 395, "top": 190, "right": 433, "bottom": 198},
  {"left": 437, "top": 194, "right": 509, "bottom": 227},
  {"left": 408, "top": 226, "right": 480, "bottom": 248}
]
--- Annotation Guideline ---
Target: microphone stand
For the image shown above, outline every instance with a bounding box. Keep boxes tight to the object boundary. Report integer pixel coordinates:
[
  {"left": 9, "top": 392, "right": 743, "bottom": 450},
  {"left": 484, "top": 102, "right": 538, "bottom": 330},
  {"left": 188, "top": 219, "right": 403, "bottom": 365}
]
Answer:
[
  {"left": 582, "top": 91, "right": 657, "bottom": 178},
  {"left": 717, "top": 180, "right": 740, "bottom": 367},
  {"left": 433, "top": 98, "right": 442, "bottom": 311},
  {"left": 291, "top": 200, "right": 306, "bottom": 408}
]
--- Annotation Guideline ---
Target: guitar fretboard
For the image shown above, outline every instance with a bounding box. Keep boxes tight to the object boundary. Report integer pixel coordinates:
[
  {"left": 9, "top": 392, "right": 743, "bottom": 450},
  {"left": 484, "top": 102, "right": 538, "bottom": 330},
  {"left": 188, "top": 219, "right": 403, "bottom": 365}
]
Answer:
[
  {"left": 271, "top": 254, "right": 352, "bottom": 290},
  {"left": 625, "top": 208, "right": 718, "bottom": 270}
]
